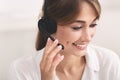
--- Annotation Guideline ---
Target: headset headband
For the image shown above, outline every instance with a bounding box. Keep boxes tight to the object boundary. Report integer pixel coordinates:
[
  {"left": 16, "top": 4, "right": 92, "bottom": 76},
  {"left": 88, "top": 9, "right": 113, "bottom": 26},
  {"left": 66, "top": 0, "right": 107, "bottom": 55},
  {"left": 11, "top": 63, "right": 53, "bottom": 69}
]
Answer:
[{"left": 43, "top": 0, "right": 48, "bottom": 18}]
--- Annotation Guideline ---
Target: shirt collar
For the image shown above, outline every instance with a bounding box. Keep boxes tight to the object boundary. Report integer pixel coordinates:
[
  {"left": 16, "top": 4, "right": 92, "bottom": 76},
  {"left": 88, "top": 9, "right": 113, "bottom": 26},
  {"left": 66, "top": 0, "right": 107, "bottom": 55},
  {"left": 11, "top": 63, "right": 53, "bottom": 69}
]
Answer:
[{"left": 85, "top": 45, "right": 100, "bottom": 72}]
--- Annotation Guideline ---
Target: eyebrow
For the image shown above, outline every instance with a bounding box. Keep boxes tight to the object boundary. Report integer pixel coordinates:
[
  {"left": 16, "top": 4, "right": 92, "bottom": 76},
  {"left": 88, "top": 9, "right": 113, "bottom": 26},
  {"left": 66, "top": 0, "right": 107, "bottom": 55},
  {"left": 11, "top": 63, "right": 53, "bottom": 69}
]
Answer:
[{"left": 73, "top": 17, "right": 98, "bottom": 24}]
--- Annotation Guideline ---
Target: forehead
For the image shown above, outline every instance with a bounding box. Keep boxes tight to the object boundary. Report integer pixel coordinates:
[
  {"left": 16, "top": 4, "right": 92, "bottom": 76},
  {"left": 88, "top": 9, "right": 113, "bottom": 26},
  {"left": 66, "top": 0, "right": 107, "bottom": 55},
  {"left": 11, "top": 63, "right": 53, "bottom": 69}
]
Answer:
[
  {"left": 57, "top": 0, "right": 98, "bottom": 26},
  {"left": 75, "top": 1, "right": 97, "bottom": 23}
]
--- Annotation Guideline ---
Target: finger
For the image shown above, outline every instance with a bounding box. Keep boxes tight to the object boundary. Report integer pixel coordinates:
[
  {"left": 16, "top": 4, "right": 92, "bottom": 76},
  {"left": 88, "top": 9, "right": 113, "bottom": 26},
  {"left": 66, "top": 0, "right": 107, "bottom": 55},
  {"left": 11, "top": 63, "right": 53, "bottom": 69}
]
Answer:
[
  {"left": 44, "top": 37, "right": 52, "bottom": 53},
  {"left": 45, "top": 39, "right": 58, "bottom": 54},
  {"left": 41, "top": 38, "right": 52, "bottom": 64},
  {"left": 41, "top": 39, "right": 59, "bottom": 70},
  {"left": 42, "top": 39, "right": 58, "bottom": 63},
  {"left": 50, "top": 54, "right": 64, "bottom": 72},
  {"left": 44, "top": 45, "right": 62, "bottom": 71}
]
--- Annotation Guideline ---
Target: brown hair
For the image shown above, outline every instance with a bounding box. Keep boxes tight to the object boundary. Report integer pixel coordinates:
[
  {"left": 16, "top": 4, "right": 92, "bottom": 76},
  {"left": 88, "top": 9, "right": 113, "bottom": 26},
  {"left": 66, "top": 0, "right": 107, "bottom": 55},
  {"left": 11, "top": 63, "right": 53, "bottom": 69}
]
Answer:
[{"left": 36, "top": 0, "right": 101, "bottom": 51}]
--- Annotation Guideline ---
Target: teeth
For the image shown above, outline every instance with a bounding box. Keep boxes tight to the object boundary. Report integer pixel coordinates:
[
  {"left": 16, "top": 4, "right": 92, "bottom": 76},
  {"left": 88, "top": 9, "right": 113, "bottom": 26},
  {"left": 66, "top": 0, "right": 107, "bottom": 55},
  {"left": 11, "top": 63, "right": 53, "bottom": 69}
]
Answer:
[{"left": 73, "top": 43, "right": 86, "bottom": 48}]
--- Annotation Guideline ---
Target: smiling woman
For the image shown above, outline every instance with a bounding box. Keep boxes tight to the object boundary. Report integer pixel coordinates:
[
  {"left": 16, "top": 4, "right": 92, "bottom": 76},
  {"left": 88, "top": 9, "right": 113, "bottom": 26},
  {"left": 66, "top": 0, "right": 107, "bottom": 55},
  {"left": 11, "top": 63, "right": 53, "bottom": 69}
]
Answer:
[{"left": 8, "top": 0, "right": 120, "bottom": 80}]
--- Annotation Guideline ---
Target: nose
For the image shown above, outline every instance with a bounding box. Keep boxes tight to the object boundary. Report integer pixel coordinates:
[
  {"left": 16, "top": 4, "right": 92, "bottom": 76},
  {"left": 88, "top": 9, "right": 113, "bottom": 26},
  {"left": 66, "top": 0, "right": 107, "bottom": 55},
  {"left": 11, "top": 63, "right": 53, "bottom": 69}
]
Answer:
[{"left": 80, "top": 28, "right": 92, "bottom": 42}]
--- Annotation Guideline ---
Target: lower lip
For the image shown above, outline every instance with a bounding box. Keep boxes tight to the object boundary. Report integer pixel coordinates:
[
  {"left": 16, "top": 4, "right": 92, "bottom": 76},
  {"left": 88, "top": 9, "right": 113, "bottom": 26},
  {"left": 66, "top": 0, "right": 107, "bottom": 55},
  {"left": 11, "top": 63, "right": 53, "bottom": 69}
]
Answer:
[{"left": 72, "top": 44, "right": 87, "bottom": 50}]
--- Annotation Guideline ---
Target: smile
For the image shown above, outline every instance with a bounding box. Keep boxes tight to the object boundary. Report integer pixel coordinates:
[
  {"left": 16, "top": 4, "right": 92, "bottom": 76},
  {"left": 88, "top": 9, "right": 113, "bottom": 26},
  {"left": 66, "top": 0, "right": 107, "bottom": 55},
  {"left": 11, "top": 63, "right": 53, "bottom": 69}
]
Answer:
[{"left": 72, "top": 43, "right": 87, "bottom": 50}]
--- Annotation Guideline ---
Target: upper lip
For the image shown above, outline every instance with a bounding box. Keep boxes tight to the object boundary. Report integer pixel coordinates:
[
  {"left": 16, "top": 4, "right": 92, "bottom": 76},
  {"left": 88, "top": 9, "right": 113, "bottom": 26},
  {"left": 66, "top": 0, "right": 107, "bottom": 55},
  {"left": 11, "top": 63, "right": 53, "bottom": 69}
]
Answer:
[{"left": 72, "top": 42, "right": 88, "bottom": 45}]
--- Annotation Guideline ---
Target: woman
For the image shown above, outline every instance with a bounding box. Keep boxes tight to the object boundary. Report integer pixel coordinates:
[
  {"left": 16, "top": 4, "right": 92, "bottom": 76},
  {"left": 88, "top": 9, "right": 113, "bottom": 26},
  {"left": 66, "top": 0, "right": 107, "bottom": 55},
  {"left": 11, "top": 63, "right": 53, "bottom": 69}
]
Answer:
[{"left": 9, "top": 0, "right": 120, "bottom": 80}]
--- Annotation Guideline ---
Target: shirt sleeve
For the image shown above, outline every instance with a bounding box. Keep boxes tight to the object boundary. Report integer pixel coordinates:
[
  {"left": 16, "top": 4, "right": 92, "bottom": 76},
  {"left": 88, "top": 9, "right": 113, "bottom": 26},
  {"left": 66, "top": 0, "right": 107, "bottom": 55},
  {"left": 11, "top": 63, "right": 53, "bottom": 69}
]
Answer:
[
  {"left": 111, "top": 54, "right": 120, "bottom": 80},
  {"left": 7, "top": 61, "right": 26, "bottom": 80},
  {"left": 98, "top": 47, "right": 120, "bottom": 80}
]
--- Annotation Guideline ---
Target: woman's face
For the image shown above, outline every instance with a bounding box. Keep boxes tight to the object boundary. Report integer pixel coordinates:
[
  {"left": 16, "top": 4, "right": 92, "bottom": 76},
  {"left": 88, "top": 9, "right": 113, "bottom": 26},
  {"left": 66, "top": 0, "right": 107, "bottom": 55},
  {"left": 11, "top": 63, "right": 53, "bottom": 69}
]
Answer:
[{"left": 53, "top": 1, "right": 98, "bottom": 57}]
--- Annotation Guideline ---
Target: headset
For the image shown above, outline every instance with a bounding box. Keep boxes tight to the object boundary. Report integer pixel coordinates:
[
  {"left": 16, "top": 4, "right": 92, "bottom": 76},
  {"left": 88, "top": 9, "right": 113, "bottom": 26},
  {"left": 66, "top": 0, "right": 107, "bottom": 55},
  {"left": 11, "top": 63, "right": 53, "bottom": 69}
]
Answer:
[{"left": 38, "top": 0, "right": 64, "bottom": 49}]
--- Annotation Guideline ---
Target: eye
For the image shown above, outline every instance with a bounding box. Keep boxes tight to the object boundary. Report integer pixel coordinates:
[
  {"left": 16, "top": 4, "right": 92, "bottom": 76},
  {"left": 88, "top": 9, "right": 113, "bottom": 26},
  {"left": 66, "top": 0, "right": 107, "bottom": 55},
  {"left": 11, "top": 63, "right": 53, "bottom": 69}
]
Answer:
[
  {"left": 71, "top": 27, "right": 82, "bottom": 30},
  {"left": 90, "top": 24, "right": 97, "bottom": 28}
]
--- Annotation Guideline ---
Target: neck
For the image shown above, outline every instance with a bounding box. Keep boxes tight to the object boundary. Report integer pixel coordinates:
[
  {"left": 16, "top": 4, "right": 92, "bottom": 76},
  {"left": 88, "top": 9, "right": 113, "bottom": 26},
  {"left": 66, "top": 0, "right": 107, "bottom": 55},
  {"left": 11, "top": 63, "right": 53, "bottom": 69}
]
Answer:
[{"left": 57, "top": 54, "right": 86, "bottom": 73}]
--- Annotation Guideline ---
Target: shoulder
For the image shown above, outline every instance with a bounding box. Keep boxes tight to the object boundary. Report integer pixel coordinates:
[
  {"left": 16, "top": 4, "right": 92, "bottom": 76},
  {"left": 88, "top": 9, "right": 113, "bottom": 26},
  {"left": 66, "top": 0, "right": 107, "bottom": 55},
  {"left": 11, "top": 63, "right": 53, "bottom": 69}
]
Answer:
[
  {"left": 8, "top": 50, "right": 44, "bottom": 80},
  {"left": 88, "top": 45, "right": 119, "bottom": 61},
  {"left": 87, "top": 44, "right": 120, "bottom": 68},
  {"left": 88, "top": 45, "right": 120, "bottom": 79},
  {"left": 88, "top": 45, "right": 120, "bottom": 72},
  {"left": 11, "top": 49, "right": 44, "bottom": 72},
  {"left": 86, "top": 45, "right": 119, "bottom": 70},
  {"left": 10, "top": 54, "right": 37, "bottom": 74}
]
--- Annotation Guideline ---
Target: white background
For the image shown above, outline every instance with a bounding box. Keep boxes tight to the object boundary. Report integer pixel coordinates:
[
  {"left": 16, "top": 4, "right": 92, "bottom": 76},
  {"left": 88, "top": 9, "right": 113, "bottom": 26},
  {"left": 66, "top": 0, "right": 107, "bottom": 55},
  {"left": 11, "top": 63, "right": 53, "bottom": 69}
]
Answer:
[{"left": 0, "top": 0, "right": 120, "bottom": 80}]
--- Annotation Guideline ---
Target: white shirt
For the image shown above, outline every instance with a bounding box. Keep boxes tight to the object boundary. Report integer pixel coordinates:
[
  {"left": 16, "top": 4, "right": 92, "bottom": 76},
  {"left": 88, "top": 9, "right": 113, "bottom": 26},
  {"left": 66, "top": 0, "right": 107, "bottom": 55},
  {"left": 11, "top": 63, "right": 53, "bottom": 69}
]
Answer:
[{"left": 8, "top": 45, "right": 120, "bottom": 80}]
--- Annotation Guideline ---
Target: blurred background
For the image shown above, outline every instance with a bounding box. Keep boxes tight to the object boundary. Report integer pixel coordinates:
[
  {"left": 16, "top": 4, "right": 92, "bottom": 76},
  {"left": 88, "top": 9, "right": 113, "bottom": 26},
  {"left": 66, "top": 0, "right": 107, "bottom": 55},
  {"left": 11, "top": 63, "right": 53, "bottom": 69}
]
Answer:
[{"left": 0, "top": 0, "right": 120, "bottom": 80}]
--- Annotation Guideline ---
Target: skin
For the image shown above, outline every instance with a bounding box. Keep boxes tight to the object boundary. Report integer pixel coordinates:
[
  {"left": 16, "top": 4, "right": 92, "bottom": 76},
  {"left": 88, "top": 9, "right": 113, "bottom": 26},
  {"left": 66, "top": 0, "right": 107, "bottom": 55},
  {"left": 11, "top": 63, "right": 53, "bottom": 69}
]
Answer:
[{"left": 40, "top": 1, "right": 98, "bottom": 80}]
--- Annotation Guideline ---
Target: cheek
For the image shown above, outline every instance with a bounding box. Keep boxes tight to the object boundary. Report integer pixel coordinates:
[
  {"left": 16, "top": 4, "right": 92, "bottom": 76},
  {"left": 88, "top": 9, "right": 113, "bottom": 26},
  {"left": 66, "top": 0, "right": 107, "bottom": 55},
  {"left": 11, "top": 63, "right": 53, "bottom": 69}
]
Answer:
[
  {"left": 55, "top": 28, "right": 77, "bottom": 45},
  {"left": 58, "top": 31, "right": 73, "bottom": 43},
  {"left": 57, "top": 31, "right": 80, "bottom": 46},
  {"left": 91, "top": 28, "right": 96, "bottom": 37}
]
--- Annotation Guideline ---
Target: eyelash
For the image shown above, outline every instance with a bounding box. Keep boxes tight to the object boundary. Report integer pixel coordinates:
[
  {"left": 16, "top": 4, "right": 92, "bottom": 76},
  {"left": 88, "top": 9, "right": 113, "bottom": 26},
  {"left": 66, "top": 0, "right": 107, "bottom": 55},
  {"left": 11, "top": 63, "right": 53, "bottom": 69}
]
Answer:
[
  {"left": 71, "top": 24, "right": 97, "bottom": 30},
  {"left": 90, "top": 24, "right": 97, "bottom": 28},
  {"left": 72, "top": 27, "right": 82, "bottom": 30}
]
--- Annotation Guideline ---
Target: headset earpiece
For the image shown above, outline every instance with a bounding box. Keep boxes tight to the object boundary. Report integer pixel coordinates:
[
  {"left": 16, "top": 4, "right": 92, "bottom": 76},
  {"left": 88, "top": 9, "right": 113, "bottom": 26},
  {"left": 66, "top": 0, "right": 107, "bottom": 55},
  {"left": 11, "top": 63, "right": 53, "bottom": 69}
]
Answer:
[
  {"left": 38, "top": 18, "right": 57, "bottom": 34},
  {"left": 38, "top": 0, "right": 57, "bottom": 34},
  {"left": 37, "top": 0, "right": 64, "bottom": 50}
]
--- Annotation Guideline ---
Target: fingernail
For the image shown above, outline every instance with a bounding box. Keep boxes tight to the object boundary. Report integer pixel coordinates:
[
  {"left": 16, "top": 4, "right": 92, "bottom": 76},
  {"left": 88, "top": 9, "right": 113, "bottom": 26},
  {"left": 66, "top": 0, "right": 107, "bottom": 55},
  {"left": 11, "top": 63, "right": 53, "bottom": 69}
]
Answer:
[
  {"left": 47, "top": 38, "right": 51, "bottom": 42},
  {"left": 61, "top": 55, "right": 64, "bottom": 60},
  {"left": 57, "top": 45, "right": 62, "bottom": 50},
  {"left": 54, "top": 39, "right": 58, "bottom": 44}
]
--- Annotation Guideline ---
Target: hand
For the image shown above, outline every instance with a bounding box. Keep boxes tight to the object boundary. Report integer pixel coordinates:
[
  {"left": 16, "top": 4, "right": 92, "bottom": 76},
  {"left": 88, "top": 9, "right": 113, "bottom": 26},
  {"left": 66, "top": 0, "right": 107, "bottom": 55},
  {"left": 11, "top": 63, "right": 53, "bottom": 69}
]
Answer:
[{"left": 40, "top": 38, "right": 64, "bottom": 80}]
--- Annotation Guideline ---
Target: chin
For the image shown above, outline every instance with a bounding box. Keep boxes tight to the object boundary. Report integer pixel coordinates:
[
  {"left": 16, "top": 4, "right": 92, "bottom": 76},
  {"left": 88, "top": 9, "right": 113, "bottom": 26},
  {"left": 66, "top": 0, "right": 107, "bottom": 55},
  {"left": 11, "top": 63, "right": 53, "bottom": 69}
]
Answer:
[{"left": 73, "top": 49, "right": 86, "bottom": 57}]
